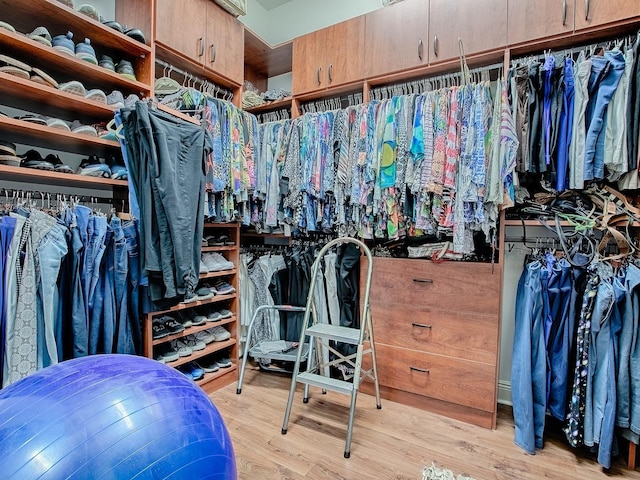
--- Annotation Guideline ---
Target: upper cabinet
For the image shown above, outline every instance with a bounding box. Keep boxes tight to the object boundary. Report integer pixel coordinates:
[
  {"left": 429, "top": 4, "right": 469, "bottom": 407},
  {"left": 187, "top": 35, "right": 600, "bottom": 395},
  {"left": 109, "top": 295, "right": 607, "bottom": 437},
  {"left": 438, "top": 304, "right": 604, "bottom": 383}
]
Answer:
[
  {"left": 292, "top": 17, "right": 365, "bottom": 96},
  {"left": 364, "top": 0, "right": 429, "bottom": 78},
  {"left": 575, "top": 0, "right": 640, "bottom": 30},
  {"left": 155, "top": 0, "right": 243, "bottom": 85},
  {"left": 508, "top": 0, "right": 574, "bottom": 45},
  {"left": 429, "top": 0, "right": 507, "bottom": 63}
]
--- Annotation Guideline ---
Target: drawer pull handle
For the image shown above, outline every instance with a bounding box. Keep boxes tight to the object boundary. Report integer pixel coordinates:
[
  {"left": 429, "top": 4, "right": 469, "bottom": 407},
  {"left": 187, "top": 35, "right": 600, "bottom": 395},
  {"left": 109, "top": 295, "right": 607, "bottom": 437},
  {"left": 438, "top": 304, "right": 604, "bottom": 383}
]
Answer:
[
  {"left": 413, "top": 278, "right": 433, "bottom": 284},
  {"left": 210, "top": 44, "right": 216, "bottom": 63},
  {"left": 317, "top": 66, "right": 322, "bottom": 85},
  {"left": 412, "top": 322, "right": 432, "bottom": 329},
  {"left": 585, "top": 0, "right": 590, "bottom": 20},
  {"left": 418, "top": 38, "right": 424, "bottom": 61},
  {"left": 562, "top": 0, "right": 567, "bottom": 25},
  {"left": 433, "top": 35, "right": 439, "bottom": 57},
  {"left": 197, "top": 37, "right": 204, "bottom": 57},
  {"left": 328, "top": 64, "right": 333, "bottom": 83},
  {"left": 410, "top": 366, "right": 430, "bottom": 374}
]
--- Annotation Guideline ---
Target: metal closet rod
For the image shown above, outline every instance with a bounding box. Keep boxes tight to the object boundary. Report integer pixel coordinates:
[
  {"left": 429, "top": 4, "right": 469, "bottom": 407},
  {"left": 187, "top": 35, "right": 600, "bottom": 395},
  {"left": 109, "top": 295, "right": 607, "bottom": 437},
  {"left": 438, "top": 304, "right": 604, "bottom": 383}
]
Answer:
[
  {"left": 155, "top": 59, "right": 233, "bottom": 100},
  {"left": 0, "top": 188, "right": 118, "bottom": 206},
  {"left": 300, "top": 92, "right": 363, "bottom": 113}
]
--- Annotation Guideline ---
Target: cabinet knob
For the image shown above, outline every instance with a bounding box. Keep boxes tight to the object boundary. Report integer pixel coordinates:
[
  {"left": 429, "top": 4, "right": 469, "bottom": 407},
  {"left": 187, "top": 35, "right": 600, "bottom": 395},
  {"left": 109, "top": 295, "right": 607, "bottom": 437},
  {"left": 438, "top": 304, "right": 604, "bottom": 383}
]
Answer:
[
  {"left": 210, "top": 44, "right": 217, "bottom": 63},
  {"left": 433, "top": 35, "right": 439, "bottom": 57},
  {"left": 317, "top": 66, "right": 322, "bottom": 85},
  {"left": 411, "top": 322, "right": 433, "bottom": 329},
  {"left": 562, "top": 0, "right": 567, "bottom": 25},
  {"left": 585, "top": 0, "right": 590, "bottom": 20},
  {"left": 418, "top": 39, "right": 424, "bottom": 61},
  {"left": 410, "top": 366, "right": 430, "bottom": 374},
  {"left": 412, "top": 278, "right": 433, "bottom": 284},
  {"left": 198, "top": 37, "right": 204, "bottom": 57},
  {"left": 328, "top": 64, "right": 333, "bottom": 83}
]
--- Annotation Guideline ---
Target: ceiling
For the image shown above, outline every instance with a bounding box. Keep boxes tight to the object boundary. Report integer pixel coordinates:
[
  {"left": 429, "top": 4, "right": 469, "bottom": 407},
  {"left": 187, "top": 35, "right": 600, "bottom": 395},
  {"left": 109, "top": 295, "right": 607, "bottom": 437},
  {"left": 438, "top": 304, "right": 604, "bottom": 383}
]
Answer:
[{"left": 254, "top": 0, "right": 293, "bottom": 11}]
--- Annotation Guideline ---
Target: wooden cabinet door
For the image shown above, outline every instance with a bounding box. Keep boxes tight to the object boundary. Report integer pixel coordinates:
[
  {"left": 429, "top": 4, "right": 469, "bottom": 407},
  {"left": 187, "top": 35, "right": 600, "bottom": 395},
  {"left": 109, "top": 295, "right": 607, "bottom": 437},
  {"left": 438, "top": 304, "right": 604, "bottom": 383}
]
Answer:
[
  {"left": 364, "top": 0, "right": 429, "bottom": 78},
  {"left": 575, "top": 0, "right": 640, "bottom": 30},
  {"left": 429, "top": 0, "right": 507, "bottom": 63},
  {"left": 155, "top": 0, "right": 207, "bottom": 63},
  {"left": 324, "top": 16, "right": 366, "bottom": 87},
  {"left": 292, "top": 29, "right": 327, "bottom": 95},
  {"left": 508, "top": 0, "right": 574, "bottom": 45},
  {"left": 206, "top": 1, "right": 244, "bottom": 84}
]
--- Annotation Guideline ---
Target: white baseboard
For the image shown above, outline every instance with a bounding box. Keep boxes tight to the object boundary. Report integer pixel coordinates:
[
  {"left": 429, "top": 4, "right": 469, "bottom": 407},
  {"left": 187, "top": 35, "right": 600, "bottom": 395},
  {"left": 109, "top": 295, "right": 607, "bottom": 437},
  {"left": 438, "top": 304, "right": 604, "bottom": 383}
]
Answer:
[{"left": 498, "top": 379, "right": 512, "bottom": 406}]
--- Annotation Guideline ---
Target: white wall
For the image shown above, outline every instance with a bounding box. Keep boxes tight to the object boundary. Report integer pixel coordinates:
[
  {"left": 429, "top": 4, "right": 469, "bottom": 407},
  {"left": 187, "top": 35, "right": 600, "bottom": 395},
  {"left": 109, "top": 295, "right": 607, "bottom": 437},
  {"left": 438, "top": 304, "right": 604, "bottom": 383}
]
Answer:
[{"left": 241, "top": 0, "right": 382, "bottom": 45}]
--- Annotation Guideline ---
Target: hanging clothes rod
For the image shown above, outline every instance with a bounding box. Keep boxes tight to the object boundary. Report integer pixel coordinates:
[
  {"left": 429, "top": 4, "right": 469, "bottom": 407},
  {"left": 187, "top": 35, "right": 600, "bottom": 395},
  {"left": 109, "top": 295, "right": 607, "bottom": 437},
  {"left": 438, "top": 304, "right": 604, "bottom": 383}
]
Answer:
[
  {"left": 300, "top": 92, "right": 363, "bottom": 114},
  {"left": 155, "top": 59, "right": 234, "bottom": 101},
  {"left": 0, "top": 188, "right": 118, "bottom": 206}
]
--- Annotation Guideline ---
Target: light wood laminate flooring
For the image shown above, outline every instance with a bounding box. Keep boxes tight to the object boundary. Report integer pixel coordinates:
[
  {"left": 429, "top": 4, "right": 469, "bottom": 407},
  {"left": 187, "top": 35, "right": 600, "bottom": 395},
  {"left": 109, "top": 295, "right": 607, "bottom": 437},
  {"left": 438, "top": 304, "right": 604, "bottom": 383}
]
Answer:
[{"left": 210, "top": 367, "right": 640, "bottom": 480}]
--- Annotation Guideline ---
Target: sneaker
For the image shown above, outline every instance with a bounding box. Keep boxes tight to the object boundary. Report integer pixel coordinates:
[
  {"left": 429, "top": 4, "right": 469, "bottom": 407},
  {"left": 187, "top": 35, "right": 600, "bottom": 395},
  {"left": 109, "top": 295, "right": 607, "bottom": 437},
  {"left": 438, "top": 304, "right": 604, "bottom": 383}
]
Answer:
[
  {"left": 28, "top": 27, "right": 52, "bottom": 48},
  {"left": 205, "top": 235, "right": 224, "bottom": 246},
  {"left": 201, "top": 252, "right": 234, "bottom": 272},
  {"left": 17, "top": 114, "right": 48, "bottom": 126},
  {"left": 155, "top": 343, "right": 179, "bottom": 363},
  {"left": 56, "top": 0, "right": 75, "bottom": 7},
  {"left": 106, "top": 90, "right": 125, "bottom": 109},
  {"left": 116, "top": 60, "right": 136, "bottom": 81},
  {"left": 85, "top": 88, "right": 107, "bottom": 104},
  {"left": 98, "top": 54, "right": 115, "bottom": 71},
  {"left": 161, "top": 315, "right": 185, "bottom": 335},
  {"left": 181, "top": 291, "right": 198, "bottom": 304},
  {"left": 58, "top": 80, "right": 86, "bottom": 97},
  {"left": 218, "top": 308, "right": 233, "bottom": 319},
  {"left": 77, "top": 155, "right": 111, "bottom": 177},
  {"left": 178, "top": 362, "right": 204, "bottom": 381},
  {"left": 173, "top": 311, "right": 193, "bottom": 329},
  {"left": 194, "top": 358, "right": 219, "bottom": 373},
  {"left": 45, "top": 117, "right": 70, "bottom": 131},
  {"left": 70, "top": 120, "right": 98, "bottom": 136},
  {"left": 172, "top": 339, "right": 193, "bottom": 357},
  {"left": 124, "top": 93, "right": 139, "bottom": 108},
  {"left": 52, "top": 31, "right": 75, "bottom": 57},
  {"left": 205, "top": 309, "right": 223, "bottom": 322},
  {"left": 183, "top": 334, "right": 206, "bottom": 351},
  {"left": 216, "top": 356, "right": 233, "bottom": 368},
  {"left": 152, "top": 319, "right": 170, "bottom": 340},
  {"left": 75, "top": 38, "right": 98, "bottom": 64},
  {"left": 189, "top": 309, "right": 208, "bottom": 326},
  {"left": 194, "top": 329, "right": 216, "bottom": 345},
  {"left": 102, "top": 20, "right": 124, "bottom": 33},
  {"left": 20, "top": 149, "right": 54, "bottom": 171},
  {"left": 193, "top": 286, "right": 214, "bottom": 301},
  {"left": 0, "top": 140, "right": 17, "bottom": 156},
  {"left": 213, "top": 280, "right": 236, "bottom": 295},
  {"left": 125, "top": 27, "right": 147, "bottom": 44},
  {"left": 106, "top": 156, "right": 128, "bottom": 179},
  {"left": 0, "top": 21, "right": 16, "bottom": 33},
  {"left": 209, "top": 326, "right": 231, "bottom": 342},
  {"left": 77, "top": 3, "right": 100, "bottom": 20},
  {"left": 45, "top": 154, "right": 74, "bottom": 174},
  {"left": 31, "top": 68, "right": 58, "bottom": 88},
  {"left": 199, "top": 260, "right": 209, "bottom": 274}
]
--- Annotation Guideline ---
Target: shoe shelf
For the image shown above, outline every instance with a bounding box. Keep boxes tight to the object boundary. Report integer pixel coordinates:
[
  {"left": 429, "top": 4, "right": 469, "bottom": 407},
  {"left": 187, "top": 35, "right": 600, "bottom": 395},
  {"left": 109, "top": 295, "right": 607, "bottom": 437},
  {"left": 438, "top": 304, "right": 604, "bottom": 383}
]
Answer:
[
  {"left": 0, "top": 28, "right": 151, "bottom": 96},
  {"left": 0, "top": 71, "right": 116, "bottom": 121},
  {"left": 244, "top": 96, "right": 293, "bottom": 114},
  {"left": 152, "top": 315, "right": 237, "bottom": 346},
  {"left": 0, "top": 163, "right": 127, "bottom": 189},
  {"left": 166, "top": 338, "right": 237, "bottom": 369},
  {"left": 2, "top": 0, "right": 151, "bottom": 57},
  {"left": 199, "top": 269, "right": 237, "bottom": 280},
  {"left": 196, "top": 363, "right": 238, "bottom": 390},
  {"left": 148, "top": 292, "right": 238, "bottom": 317},
  {"left": 201, "top": 245, "right": 236, "bottom": 252},
  {"left": 0, "top": 115, "right": 120, "bottom": 156}
]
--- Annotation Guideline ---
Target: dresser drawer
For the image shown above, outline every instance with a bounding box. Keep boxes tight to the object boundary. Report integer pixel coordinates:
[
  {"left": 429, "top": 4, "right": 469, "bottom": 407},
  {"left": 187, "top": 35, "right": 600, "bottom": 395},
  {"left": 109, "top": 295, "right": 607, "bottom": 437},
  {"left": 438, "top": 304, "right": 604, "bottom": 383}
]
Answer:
[
  {"left": 363, "top": 258, "right": 500, "bottom": 315},
  {"left": 364, "top": 344, "right": 496, "bottom": 412},
  {"left": 368, "top": 305, "right": 498, "bottom": 364}
]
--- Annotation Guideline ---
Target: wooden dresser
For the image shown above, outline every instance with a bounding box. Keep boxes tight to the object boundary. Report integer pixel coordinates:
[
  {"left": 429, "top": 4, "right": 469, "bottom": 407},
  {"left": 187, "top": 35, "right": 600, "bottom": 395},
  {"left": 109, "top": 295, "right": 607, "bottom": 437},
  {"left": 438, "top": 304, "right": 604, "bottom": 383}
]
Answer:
[{"left": 360, "top": 257, "right": 501, "bottom": 429}]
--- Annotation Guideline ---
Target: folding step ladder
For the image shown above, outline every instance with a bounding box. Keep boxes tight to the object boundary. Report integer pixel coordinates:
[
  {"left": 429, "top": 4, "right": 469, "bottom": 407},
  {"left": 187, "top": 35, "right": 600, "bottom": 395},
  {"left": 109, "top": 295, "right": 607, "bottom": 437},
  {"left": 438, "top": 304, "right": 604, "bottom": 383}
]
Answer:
[{"left": 281, "top": 237, "right": 381, "bottom": 458}]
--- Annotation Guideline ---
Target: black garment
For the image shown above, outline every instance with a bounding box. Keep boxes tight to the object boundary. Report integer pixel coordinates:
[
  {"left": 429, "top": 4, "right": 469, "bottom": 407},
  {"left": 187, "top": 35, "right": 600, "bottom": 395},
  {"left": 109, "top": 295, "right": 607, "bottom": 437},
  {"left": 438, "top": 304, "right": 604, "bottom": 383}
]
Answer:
[
  {"left": 528, "top": 62, "right": 544, "bottom": 173},
  {"left": 335, "top": 243, "right": 361, "bottom": 357},
  {"left": 627, "top": 34, "right": 640, "bottom": 171}
]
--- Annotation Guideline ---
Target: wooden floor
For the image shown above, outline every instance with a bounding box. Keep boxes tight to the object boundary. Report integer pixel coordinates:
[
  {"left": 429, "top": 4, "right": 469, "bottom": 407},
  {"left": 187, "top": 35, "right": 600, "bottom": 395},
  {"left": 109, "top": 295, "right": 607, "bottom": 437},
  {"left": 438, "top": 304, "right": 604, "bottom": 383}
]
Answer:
[{"left": 210, "top": 367, "right": 640, "bottom": 480}]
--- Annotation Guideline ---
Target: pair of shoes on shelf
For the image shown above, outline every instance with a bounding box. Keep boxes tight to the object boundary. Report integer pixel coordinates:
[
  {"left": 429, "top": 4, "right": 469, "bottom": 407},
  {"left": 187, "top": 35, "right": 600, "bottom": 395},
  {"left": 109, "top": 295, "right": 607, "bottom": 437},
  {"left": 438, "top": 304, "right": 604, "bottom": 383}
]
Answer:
[
  {"left": 193, "top": 326, "right": 231, "bottom": 344},
  {"left": 174, "top": 310, "right": 207, "bottom": 328},
  {"left": 204, "top": 234, "right": 235, "bottom": 246},
  {"left": 51, "top": 31, "right": 97, "bottom": 65},
  {"left": 178, "top": 362, "right": 205, "bottom": 381},
  {"left": 77, "top": 155, "right": 127, "bottom": 179},
  {"left": 181, "top": 285, "right": 216, "bottom": 304},
  {"left": 152, "top": 315, "right": 185, "bottom": 340},
  {"left": 100, "top": 17, "right": 147, "bottom": 44},
  {"left": 19, "top": 149, "right": 73, "bottom": 173},
  {"left": 106, "top": 90, "right": 140, "bottom": 109},
  {"left": 201, "top": 252, "right": 234, "bottom": 272},
  {"left": 0, "top": 140, "right": 20, "bottom": 166},
  {"left": 194, "top": 354, "right": 233, "bottom": 373}
]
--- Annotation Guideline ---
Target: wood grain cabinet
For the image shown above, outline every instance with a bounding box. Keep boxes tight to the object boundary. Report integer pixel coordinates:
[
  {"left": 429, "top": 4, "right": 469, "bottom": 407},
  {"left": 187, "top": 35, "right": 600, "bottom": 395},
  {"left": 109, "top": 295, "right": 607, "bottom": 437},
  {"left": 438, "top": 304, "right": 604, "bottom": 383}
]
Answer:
[
  {"left": 508, "top": 0, "right": 574, "bottom": 45},
  {"left": 364, "top": 0, "right": 429, "bottom": 78},
  {"left": 429, "top": 0, "right": 507, "bottom": 63},
  {"left": 361, "top": 257, "right": 502, "bottom": 429},
  {"left": 155, "top": 0, "right": 244, "bottom": 84},
  {"left": 292, "top": 16, "right": 365, "bottom": 95},
  {"left": 575, "top": 0, "right": 640, "bottom": 31}
]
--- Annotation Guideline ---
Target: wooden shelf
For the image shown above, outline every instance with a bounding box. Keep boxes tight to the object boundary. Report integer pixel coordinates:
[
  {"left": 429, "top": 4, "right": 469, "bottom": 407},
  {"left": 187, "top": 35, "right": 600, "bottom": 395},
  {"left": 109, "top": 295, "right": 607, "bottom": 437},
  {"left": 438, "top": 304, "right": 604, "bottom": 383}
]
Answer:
[
  {"left": 0, "top": 164, "right": 126, "bottom": 190},
  {"left": 245, "top": 97, "right": 293, "bottom": 114},
  {"left": 201, "top": 245, "right": 236, "bottom": 252},
  {"left": 0, "top": 28, "right": 150, "bottom": 95},
  {"left": 164, "top": 338, "right": 237, "bottom": 368},
  {"left": 0, "top": 115, "right": 120, "bottom": 156},
  {"left": 152, "top": 316, "right": 237, "bottom": 346},
  {"left": 150, "top": 293, "right": 237, "bottom": 316},
  {"left": 0, "top": 0, "right": 151, "bottom": 57},
  {"left": 199, "top": 269, "right": 237, "bottom": 279},
  {"left": 204, "top": 222, "right": 241, "bottom": 228},
  {"left": 0, "top": 71, "right": 116, "bottom": 121}
]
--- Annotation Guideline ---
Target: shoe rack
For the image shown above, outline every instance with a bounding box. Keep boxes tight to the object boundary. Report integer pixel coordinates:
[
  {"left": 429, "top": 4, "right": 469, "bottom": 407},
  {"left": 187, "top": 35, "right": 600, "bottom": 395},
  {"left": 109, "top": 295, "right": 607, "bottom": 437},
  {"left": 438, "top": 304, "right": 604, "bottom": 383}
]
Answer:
[
  {"left": 0, "top": 0, "right": 151, "bottom": 190},
  {"left": 143, "top": 222, "right": 240, "bottom": 393}
]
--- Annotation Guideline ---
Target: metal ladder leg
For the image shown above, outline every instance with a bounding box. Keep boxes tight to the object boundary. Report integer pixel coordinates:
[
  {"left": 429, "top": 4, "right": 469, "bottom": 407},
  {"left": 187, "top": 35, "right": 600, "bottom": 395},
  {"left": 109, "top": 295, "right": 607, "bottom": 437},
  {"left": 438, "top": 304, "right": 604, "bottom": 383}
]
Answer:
[{"left": 364, "top": 304, "right": 382, "bottom": 408}]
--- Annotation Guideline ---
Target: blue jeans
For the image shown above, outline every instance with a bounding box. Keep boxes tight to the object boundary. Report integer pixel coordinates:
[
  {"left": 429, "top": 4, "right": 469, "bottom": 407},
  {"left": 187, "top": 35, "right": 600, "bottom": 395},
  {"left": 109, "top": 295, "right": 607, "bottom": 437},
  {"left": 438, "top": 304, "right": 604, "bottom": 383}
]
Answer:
[
  {"left": 0, "top": 216, "right": 17, "bottom": 386},
  {"left": 512, "top": 261, "right": 547, "bottom": 454},
  {"left": 556, "top": 57, "right": 575, "bottom": 191},
  {"left": 111, "top": 216, "right": 134, "bottom": 354},
  {"left": 584, "top": 50, "right": 626, "bottom": 181},
  {"left": 123, "top": 219, "right": 142, "bottom": 354},
  {"left": 35, "top": 218, "right": 68, "bottom": 368},
  {"left": 89, "top": 225, "right": 113, "bottom": 355},
  {"left": 617, "top": 264, "right": 640, "bottom": 428}
]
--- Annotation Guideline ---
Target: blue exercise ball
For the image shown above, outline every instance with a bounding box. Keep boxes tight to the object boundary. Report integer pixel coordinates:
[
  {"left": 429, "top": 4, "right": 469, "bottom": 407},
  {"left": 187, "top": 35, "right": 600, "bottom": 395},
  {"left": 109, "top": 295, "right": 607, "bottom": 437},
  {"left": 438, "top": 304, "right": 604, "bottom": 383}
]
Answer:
[{"left": 0, "top": 354, "right": 236, "bottom": 480}]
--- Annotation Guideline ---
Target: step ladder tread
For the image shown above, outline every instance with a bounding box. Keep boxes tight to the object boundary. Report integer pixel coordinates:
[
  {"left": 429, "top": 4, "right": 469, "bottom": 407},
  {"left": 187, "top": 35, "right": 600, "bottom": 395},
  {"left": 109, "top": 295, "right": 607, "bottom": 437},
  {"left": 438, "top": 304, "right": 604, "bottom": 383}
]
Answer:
[
  {"left": 306, "top": 323, "right": 361, "bottom": 344},
  {"left": 296, "top": 372, "right": 354, "bottom": 394}
]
